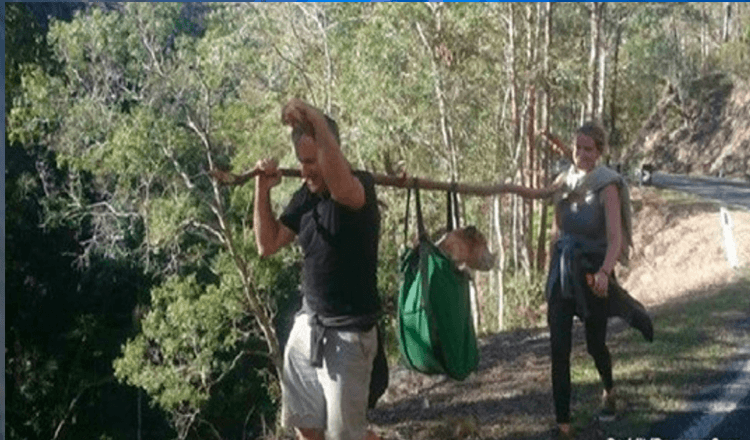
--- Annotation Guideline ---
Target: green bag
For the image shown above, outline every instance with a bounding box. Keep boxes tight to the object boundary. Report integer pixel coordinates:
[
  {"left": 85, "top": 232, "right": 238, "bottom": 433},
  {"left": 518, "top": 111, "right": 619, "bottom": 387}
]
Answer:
[{"left": 397, "top": 185, "right": 479, "bottom": 380}]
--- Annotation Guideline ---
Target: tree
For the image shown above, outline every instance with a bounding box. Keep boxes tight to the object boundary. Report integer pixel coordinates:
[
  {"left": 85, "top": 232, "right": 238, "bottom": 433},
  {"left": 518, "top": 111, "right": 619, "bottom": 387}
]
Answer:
[{"left": 8, "top": 3, "right": 302, "bottom": 438}]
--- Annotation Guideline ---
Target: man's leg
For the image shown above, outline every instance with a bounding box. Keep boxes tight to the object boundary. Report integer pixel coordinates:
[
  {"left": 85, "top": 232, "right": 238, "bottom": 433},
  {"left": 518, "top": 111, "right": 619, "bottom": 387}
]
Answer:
[
  {"left": 295, "top": 427, "right": 325, "bottom": 440},
  {"left": 319, "top": 326, "right": 378, "bottom": 440},
  {"left": 282, "top": 315, "right": 327, "bottom": 436}
]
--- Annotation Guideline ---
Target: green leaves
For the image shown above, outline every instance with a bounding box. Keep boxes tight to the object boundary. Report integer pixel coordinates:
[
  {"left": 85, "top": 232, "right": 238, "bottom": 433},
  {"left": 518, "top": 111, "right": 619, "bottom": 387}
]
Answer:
[{"left": 114, "top": 274, "right": 245, "bottom": 410}]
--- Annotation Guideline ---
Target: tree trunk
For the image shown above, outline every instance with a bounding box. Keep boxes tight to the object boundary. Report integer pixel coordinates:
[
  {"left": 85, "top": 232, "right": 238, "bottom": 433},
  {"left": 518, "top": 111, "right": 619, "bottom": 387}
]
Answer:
[
  {"left": 588, "top": 2, "right": 603, "bottom": 122},
  {"left": 597, "top": 5, "right": 607, "bottom": 125},
  {"left": 507, "top": 3, "right": 520, "bottom": 144},
  {"left": 701, "top": 3, "right": 708, "bottom": 67},
  {"left": 536, "top": 2, "right": 553, "bottom": 271},
  {"left": 470, "top": 281, "right": 480, "bottom": 333},
  {"left": 493, "top": 196, "right": 505, "bottom": 331},
  {"left": 526, "top": 84, "right": 536, "bottom": 270},
  {"left": 609, "top": 23, "right": 621, "bottom": 146},
  {"left": 723, "top": 2, "right": 733, "bottom": 43},
  {"left": 506, "top": 3, "right": 530, "bottom": 277}
]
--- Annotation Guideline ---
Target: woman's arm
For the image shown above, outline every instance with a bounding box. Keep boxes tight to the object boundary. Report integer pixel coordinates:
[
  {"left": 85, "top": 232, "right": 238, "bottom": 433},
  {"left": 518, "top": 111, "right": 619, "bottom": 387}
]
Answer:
[
  {"left": 497, "top": 181, "right": 563, "bottom": 199},
  {"left": 592, "top": 183, "right": 623, "bottom": 296}
]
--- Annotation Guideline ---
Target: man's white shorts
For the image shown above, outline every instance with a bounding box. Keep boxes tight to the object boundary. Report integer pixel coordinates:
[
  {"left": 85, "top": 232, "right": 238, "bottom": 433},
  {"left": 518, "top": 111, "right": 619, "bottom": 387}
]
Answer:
[{"left": 281, "top": 312, "right": 377, "bottom": 440}]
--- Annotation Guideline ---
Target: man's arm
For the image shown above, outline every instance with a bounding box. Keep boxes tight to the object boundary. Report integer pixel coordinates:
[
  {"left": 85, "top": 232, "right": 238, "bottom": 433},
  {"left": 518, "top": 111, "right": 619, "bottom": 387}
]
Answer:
[
  {"left": 253, "top": 158, "right": 295, "bottom": 257},
  {"left": 282, "top": 99, "right": 366, "bottom": 210}
]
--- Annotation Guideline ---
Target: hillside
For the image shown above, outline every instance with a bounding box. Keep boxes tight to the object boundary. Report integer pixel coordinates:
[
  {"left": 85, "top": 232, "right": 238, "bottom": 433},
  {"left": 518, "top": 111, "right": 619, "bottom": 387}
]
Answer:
[
  {"left": 619, "top": 186, "right": 749, "bottom": 306},
  {"left": 621, "top": 73, "right": 750, "bottom": 180}
]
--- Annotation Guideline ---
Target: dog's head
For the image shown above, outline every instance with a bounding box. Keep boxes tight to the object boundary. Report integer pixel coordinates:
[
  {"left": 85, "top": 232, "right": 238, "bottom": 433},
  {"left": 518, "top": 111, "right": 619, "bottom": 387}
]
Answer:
[{"left": 436, "top": 226, "right": 496, "bottom": 271}]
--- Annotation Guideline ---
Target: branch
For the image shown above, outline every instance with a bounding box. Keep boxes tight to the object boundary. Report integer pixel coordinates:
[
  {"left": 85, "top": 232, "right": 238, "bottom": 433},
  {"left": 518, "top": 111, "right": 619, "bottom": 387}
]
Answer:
[
  {"left": 209, "top": 166, "right": 532, "bottom": 197},
  {"left": 183, "top": 219, "right": 226, "bottom": 245},
  {"left": 540, "top": 130, "right": 573, "bottom": 162},
  {"left": 162, "top": 146, "right": 195, "bottom": 190},
  {"left": 88, "top": 201, "right": 141, "bottom": 218},
  {"left": 186, "top": 108, "right": 211, "bottom": 151}
]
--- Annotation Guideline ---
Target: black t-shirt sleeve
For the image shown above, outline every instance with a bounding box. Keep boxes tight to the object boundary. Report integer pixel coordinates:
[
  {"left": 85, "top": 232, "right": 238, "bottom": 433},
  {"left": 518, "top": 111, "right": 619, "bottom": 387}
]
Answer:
[
  {"left": 358, "top": 172, "right": 377, "bottom": 211},
  {"left": 279, "top": 186, "right": 310, "bottom": 234}
]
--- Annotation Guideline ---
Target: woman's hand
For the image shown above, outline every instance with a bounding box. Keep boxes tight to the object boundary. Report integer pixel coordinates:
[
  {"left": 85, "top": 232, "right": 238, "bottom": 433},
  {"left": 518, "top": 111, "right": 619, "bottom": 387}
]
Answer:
[{"left": 586, "top": 270, "right": 609, "bottom": 298}]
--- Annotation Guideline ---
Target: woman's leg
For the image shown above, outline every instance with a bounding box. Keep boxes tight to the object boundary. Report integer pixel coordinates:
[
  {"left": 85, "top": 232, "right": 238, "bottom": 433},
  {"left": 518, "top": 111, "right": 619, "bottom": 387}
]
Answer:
[
  {"left": 584, "top": 314, "right": 613, "bottom": 391},
  {"left": 548, "top": 295, "right": 576, "bottom": 425}
]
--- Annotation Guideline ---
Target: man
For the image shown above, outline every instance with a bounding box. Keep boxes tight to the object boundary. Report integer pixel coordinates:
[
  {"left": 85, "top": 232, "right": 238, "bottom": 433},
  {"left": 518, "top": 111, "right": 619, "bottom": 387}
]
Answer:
[{"left": 253, "top": 98, "right": 382, "bottom": 440}]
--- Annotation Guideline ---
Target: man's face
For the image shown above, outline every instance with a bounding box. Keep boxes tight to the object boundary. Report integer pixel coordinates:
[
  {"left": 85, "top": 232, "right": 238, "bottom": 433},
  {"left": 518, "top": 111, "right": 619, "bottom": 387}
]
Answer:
[{"left": 295, "top": 134, "right": 327, "bottom": 194}]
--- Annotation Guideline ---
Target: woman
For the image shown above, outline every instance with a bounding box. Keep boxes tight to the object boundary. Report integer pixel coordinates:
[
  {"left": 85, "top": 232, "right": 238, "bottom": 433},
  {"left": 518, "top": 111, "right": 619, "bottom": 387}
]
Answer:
[{"left": 500, "top": 122, "right": 640, "bottom": 439}]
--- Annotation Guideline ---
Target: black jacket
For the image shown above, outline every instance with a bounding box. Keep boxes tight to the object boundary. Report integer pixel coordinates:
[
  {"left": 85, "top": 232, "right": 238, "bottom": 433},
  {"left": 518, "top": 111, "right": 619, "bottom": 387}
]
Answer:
[{"left": 547, "top": 234, "right": 653, "bottom": 342}]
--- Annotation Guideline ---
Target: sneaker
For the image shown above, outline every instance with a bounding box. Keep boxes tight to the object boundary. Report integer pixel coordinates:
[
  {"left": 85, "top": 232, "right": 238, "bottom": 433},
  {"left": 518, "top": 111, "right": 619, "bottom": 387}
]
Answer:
[{"left": 598, "top": 389, "right": 617, "bottom": 422}]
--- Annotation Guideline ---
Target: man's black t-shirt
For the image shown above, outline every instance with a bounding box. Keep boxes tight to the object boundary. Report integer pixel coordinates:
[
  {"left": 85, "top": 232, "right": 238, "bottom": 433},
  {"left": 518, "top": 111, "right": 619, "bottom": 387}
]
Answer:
[{"left": 279, "top": 171, "right": 381, "bottom": 318}]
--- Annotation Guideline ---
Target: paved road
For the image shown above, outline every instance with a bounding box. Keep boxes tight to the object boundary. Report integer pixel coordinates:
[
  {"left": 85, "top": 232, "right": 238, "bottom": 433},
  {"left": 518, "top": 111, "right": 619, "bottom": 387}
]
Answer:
[
  {"left": 645, "top": 171, "right": 750, "bottom": 211},
  {"left": 636, "top": 173, "right": 750, "bottom": 439},
  {"left": 646, "top": 345, "right": 750, "bottom": 440}
]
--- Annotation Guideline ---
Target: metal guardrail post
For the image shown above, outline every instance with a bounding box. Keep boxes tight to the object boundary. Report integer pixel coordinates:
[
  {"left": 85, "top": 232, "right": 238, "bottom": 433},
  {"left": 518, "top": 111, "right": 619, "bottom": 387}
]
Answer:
[{"left": 719, "top": 206, "right": 740, "bottom": 269}]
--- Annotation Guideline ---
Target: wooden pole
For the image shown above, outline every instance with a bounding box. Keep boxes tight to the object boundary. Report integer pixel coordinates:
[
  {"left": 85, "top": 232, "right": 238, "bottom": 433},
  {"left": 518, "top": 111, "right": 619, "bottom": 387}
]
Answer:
[{"left": 209, "top": 167, "right": 518, "bottom": 197}]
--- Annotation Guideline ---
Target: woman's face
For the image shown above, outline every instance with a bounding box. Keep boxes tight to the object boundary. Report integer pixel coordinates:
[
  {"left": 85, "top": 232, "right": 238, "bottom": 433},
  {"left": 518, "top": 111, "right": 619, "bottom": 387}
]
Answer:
[{"left": 574, "top": 134, "right": 601, "bottom": 172}]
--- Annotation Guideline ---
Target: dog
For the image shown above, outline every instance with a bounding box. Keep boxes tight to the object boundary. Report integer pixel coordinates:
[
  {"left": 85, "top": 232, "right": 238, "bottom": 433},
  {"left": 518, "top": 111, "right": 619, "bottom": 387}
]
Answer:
[{"left": 435, "top": 226, "right": 496, "bottom": 272}]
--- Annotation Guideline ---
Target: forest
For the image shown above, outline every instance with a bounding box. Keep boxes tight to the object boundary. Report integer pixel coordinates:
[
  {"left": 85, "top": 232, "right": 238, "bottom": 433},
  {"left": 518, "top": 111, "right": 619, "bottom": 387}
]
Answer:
[{"left": 6, "top": 2, "right": 750, "bottom": 439}]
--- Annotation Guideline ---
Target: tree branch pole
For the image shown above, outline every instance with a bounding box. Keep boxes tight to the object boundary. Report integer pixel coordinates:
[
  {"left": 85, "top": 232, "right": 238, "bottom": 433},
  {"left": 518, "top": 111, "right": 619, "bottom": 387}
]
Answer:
[{"left": 209, "top": 167, "right": 521, "bottom": 197}]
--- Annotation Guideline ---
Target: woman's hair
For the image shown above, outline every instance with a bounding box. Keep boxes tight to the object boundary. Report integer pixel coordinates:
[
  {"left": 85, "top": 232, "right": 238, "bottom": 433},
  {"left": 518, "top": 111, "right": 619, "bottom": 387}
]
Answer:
[
  {"left": 577, "top": 121, "right": 608, "bottom": 154},
  {"left": 291, "top": 114, "right": 340, "bottom": 147}
]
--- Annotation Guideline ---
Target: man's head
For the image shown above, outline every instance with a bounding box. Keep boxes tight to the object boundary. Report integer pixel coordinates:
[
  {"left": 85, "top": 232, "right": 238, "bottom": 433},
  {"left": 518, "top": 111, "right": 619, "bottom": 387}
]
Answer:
[{"left": 291, "top": 115, "right": 340, "bottom": 194}]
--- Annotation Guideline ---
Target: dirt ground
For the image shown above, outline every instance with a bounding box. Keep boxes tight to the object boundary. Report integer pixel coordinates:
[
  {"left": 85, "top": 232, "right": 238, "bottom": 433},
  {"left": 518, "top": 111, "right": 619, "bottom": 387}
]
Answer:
[{"left": 366, "top": 186, "right": 750, "bottom": 440}]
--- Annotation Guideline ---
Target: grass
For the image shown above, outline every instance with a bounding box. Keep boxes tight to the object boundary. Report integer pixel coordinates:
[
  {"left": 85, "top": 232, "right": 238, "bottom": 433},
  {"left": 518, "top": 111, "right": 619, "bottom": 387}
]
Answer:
[{"left": 567, "top": 271, "right": 750, "bottom": 439}]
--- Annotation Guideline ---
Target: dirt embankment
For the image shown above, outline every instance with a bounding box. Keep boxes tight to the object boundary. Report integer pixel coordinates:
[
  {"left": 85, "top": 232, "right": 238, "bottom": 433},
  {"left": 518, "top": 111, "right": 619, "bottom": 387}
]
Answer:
[
  {"left": 619, "top": 186, "right": 750, "bottom": 306},
  {"left": 621, "top": 73, "right": 750, "bottom": 180}
]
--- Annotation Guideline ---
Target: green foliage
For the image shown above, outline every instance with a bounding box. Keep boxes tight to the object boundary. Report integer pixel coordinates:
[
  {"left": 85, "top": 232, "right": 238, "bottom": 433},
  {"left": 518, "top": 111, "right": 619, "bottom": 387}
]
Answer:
[
  {"left": 9, "top": 2, "right": 750, "bottom": 438},
  {"left": 713, "top": 40, "right": 750, "bottom": 81},
  {"left": 502, "top": 270, "right": 548, "bottom": 330},
  {"left": 115, "top": 275, "right": 237, "bottom": 411},
  {"left": 114, "top": 246, "right": 300, "bottom": 439},
  {"left": 4, "top": 3, "right": 58, "bottom": 113}
]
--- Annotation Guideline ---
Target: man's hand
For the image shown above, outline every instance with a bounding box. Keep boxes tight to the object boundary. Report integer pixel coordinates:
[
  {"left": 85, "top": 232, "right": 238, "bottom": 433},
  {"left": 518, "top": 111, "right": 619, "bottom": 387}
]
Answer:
[
  {"left": 255, "top": 158, "right": 282, "bottom": 189},
  {"left": 281, "top": 98, "right": 318, "bottom": 135}
]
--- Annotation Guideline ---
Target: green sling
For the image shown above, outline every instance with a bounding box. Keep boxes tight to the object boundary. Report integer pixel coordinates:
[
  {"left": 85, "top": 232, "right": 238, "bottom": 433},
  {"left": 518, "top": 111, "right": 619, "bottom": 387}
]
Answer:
[{"left": 397, "top": 184, "right": 479, "bottom": 381}]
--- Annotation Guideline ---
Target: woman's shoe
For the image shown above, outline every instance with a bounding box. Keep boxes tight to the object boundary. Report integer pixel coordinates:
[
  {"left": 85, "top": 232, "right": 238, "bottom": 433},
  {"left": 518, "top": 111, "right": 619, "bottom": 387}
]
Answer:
[
  {"left": 552, "top": 424, "right": 575, "bottom": 440},
  {"left": 598, "top": 389, "right": 617, "bottom": 422}
]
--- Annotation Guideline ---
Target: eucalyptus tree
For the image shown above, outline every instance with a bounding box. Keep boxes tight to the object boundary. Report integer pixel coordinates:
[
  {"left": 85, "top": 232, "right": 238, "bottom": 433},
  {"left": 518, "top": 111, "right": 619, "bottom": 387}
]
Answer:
[{"left": 8, "top": 3, "right": 307, "bottom": 438}]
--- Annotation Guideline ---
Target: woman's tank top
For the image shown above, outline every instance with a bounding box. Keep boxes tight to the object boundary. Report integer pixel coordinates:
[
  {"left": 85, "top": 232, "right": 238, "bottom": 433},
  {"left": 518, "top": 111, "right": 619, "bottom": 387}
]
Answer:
[{"left": 557, "top": 172, "right": 607, "bottom": 244}]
